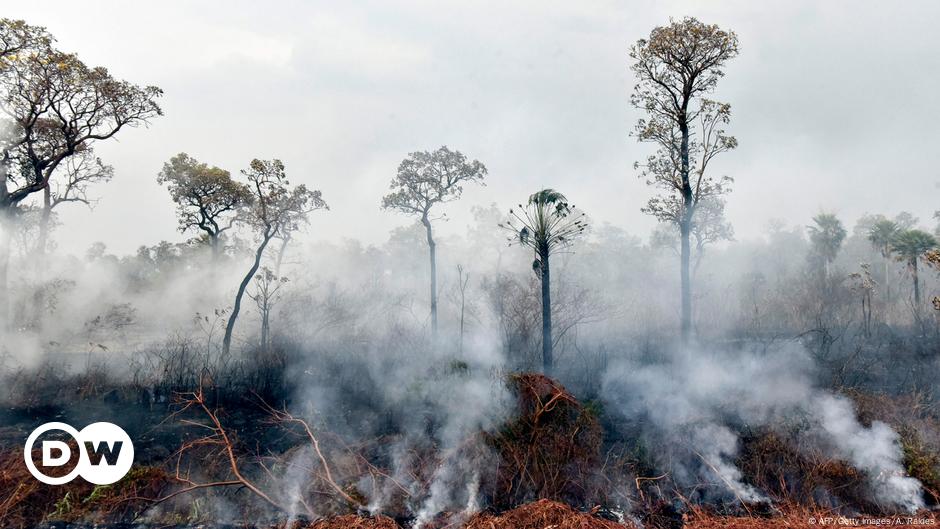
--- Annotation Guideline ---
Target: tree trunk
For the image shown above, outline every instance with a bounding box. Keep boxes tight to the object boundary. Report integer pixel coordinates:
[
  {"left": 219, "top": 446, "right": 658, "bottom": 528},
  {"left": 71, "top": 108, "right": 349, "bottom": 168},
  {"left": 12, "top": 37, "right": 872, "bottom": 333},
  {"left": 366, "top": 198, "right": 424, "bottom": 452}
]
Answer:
[
  {"left": 458, "top": 269, "right": 466, "bottom": 356},
  {"left": 883, "top": 249, "right": 891, "bottom": 299},
  {"left": 0, "top": 209, "right": 11, "bottom": 332},
  {"left": 539, "top": 245, "right": 553, "bottom": 375},
  {"left": 912, "top": 258, "right": 920, "bottom": 307},
  {"left": 0, "top": 158, "right": 11, "bottom": 332},
  {"left": 210, "top": 232, "right": 221, "bottom": 262},
  {"left": 222, "top": 233, "right": 272, "bottom": 356},
  {"left": 422, "top": 215, "right": 438, "bottom": 338},
  {"left": 274, "top": 235, "right": 290, "bottom": 277},
  {"left": 36, "top": 186, "right": 52, "bottom": 257},
  {"left": 883, "top": 251, "right": 891, "bottom": 324},
  {"left": 260, "top": 307, "right": 270, "bottom": 352},
  {"left": 679, "top": 118, "right": 693, "bottom": 345}
]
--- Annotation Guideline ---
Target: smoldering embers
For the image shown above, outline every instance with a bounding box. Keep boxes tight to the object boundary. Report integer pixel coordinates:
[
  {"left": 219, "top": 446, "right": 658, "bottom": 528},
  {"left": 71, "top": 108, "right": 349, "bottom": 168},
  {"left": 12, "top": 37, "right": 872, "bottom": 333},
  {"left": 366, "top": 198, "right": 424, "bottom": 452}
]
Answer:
[{"left": 602, "top": 343, "right": 924, "bottom": 512}]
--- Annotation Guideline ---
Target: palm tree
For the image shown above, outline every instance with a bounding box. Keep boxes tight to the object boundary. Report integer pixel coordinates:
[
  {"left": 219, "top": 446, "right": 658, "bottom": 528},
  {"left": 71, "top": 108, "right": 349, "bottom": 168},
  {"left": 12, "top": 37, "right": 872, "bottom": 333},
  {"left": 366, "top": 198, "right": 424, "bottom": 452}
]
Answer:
[
  {"left": 867, "top": 219, "right": 899, "bottom": 301},
  {"left": 891, "top": 229, "right": 937, "bottom": 307},
  {"left": 807, "top": 213, "right": 847, "bottom": 280},
  {"left": 501, "top": 189, "right": 587, "bottom": 375}
]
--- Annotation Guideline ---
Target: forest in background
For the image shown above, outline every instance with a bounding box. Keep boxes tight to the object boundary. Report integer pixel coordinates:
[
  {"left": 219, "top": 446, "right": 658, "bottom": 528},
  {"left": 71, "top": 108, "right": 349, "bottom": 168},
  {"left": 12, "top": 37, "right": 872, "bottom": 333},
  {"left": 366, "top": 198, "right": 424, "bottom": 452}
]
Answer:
[{"left": 0, "top": 14, "right": 939, "bottom": 529}]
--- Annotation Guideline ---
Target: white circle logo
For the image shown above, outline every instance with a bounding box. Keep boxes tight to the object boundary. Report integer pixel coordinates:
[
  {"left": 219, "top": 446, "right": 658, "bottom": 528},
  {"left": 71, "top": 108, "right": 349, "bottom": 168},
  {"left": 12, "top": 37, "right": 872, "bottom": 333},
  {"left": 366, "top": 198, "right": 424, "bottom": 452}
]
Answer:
[{"left": 23, "top": 421, "right": 134, "bottom": 485}]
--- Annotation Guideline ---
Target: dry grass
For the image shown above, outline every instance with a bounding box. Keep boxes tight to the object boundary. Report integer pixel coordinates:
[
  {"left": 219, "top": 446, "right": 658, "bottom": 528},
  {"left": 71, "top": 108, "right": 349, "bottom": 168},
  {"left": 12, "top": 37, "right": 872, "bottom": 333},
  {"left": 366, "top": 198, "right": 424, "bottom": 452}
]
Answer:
[
  {"left": 0, "top": 445, "right": 172, "bottom": 528},
  {"left": 849, "top": 390, "right": 940, "bottom": 504},
  {"left": 481, "top": 373, "right": 604, "bottom": 510},
  {"left": 684, "top": 506, "right": 940, "bottom": 528},
  {"left": 304, "top": 513, "right": 400, "bottom": 529},
  {"left": 465, "top": 499, "right": 634, "bottom": 529}
]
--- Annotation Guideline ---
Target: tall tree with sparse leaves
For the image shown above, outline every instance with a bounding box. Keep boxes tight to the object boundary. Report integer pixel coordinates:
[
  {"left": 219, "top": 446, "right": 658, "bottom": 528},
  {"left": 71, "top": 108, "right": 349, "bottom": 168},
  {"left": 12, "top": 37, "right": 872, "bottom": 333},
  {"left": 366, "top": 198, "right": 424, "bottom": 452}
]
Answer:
[
  {"left": 630, "top": 17, "right": 739, "bottom": 344},
  {"left": 500, "top": 189, "right": 587, "bottom": 374},
  {"left": 381, "top": 146, "right": 486, "bottom": 338},
  {"left": 221, "top": 159, "right": 326, "bottom": 357}
]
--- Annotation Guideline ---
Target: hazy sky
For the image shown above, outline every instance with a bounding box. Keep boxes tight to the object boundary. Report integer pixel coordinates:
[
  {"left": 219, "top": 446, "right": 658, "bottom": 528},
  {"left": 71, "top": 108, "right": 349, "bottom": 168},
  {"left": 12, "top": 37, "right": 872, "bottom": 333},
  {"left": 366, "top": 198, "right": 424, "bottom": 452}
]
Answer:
[{"left": 7, "top": 0, "right": 940, "bottom": 255}]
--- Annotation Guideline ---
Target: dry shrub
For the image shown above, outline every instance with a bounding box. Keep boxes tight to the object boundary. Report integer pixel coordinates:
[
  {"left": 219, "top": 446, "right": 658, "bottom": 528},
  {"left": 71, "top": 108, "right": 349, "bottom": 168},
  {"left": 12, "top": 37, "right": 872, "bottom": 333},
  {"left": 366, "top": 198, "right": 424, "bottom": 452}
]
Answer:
[
  {"left": 683, "top": 505, "right": 812, "bottom": 528},
  {"left": 76, "top": 465, "right": 172, "bottom": 521},
  {"left": 736, "top": 390, "right": 940, "bottom": 513},
  {"left": 684, "top": 505, "right": 940, "bottom": 528},
  {"left": 738, "top": 429, "right": 879, "bottom": 512},
  {"left": 0, "top": 445, "right": 171, "bottom": 528},
  {"left": 305, "top": 513, "right": 400, "bottom": 529},
  {"left": 480, "top": 373, "right": 603, "bottom": 511},
  {"left": 0, "top": 447, "right": 51, "bottom": 528},
  {"left": 848, "top": 390, "right": 940, "bottom": 505},
  {"left": 464, "top": 498, "right": 633, "bottom": 529}
]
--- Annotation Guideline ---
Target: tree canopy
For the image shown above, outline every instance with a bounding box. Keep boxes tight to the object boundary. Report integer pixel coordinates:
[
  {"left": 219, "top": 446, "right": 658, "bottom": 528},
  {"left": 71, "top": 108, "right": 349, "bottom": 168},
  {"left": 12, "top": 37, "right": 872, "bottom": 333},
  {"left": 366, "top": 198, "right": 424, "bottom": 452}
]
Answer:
[
  {"left": 0, "top": 21, "right": 162, "bottom": 210},
  {"left": 157, "top": 153, "right": 252, "bottom": 255},
  {"left": 381, "top": 146, "right": 487, "bottom": 218},
  {"left": 807, "top": 212, "right": 847, "bottom": 266}
]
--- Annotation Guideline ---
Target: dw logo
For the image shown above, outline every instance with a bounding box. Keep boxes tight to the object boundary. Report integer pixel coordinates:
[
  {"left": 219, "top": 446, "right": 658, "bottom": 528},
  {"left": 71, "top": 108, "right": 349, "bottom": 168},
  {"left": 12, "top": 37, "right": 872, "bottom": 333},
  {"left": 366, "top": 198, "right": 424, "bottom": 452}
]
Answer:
[{"left": 23, "top": 422, "right": 134, "bottom": 485}]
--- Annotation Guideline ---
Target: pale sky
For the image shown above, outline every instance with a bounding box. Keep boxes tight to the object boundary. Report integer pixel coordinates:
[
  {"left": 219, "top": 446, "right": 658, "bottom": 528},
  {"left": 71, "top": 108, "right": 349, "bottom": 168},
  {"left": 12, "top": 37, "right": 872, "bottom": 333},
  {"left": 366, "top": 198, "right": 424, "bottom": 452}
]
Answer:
[{"left": 6, "top": 0, "right": 940, "bottom": 255}]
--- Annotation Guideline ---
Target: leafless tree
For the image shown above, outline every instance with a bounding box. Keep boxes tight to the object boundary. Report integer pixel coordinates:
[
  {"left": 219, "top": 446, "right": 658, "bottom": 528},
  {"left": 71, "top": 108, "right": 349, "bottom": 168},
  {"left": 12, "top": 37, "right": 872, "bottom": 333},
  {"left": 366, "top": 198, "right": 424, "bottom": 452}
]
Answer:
[
  {"left": 28, "top": 147, "right": 114, "bottom": 254},
  {"left": 848, "top": 263, "right": 875, "bottom": 337},
  {"left": 448, "top": 264, "right": 474, "bottom": 356},
  {"left": 248, "top": 266, "right": 288, "bottom": 352}
]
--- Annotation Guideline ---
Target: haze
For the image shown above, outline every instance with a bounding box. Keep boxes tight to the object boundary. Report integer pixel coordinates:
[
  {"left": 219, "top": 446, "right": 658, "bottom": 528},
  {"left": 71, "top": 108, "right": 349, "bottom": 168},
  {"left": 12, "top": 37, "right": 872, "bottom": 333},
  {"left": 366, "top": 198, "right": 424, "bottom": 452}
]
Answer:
[{"left": 4, "top": 0, "right": 939, "bottom": 255}]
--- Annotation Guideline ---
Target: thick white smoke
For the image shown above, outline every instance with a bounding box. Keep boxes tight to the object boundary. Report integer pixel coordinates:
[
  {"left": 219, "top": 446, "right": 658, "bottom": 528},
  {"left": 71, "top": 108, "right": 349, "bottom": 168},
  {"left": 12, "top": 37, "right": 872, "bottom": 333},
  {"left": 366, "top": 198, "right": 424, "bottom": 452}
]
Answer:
[{"left": 602, "top": 343, "right": 924, "bottom": 512}]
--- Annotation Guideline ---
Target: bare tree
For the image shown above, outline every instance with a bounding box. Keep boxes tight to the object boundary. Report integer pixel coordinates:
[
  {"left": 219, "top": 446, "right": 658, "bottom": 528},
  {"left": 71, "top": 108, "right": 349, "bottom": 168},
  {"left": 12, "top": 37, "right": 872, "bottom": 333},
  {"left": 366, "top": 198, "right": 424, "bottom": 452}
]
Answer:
[
  {"left": 381, "top": 146, "right": 487, "bottom": 338},
  {"left": 221, "top": 159, "right": 326, "bottom": 357},
  {"left": 27, "top": 147, "right": 114, "bottom": 254},
  {"left": 448, "top": 264, "right": 474, "bottom": 356},
  {"left": 501, "top": 189, "right": 587, "bottom": 375},
  {"left": 848, "top": 263, "right": 875, "bottom": 337},
  {"left": 157, "top": 153, "right": 252, "bottom": 261},
  {"left": 248, "top": 266, "right": 288, "bottom": 352},
  {"left": 630, "top": 17, "right": 739, "bottom": 344}
]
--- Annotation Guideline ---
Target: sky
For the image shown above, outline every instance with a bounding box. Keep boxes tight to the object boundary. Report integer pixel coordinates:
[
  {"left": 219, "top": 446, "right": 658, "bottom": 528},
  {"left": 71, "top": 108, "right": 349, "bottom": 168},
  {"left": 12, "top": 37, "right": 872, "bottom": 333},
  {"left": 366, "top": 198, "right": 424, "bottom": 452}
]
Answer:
[{"left": 5, "top": 0, "right": 940, "bottom": 255}]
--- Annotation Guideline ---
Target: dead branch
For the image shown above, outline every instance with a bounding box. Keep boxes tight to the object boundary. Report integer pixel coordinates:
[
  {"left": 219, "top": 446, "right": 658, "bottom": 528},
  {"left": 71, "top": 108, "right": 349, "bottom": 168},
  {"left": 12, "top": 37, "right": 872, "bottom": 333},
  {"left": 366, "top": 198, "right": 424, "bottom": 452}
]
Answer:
[{"left": 257, "top": 399, "right": 363, "bottom": 508}]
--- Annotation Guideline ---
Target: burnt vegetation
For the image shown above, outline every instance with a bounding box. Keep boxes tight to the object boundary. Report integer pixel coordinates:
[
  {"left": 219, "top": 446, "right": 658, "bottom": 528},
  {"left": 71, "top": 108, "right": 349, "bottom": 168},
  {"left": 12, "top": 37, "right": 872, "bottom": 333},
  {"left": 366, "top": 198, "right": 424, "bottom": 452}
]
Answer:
[{"left": 0, "top": 14, "right": 938, "bottom": 529}]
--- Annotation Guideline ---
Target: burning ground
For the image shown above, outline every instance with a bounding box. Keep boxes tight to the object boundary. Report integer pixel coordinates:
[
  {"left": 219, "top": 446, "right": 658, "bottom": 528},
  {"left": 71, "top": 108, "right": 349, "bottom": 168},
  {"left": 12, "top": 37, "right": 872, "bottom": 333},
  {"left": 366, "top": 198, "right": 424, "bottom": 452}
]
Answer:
[{"left": 2, "top": 339, "right": 939, "bottom": 528}]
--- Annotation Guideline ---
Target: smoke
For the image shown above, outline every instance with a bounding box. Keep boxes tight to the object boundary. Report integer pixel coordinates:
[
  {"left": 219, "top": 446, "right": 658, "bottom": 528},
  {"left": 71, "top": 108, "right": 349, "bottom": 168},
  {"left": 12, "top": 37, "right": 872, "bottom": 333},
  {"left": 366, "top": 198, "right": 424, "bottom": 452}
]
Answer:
[
  {"left": 370, "top": 332, "right": 510, "bottom": 526},
  {"left": 602, "top": 344, "right": 924, "bottom": 512},
  {"left": 0, "top": 200, "right": 937, "bottom": 524},
  {"left": 814, "top": 395, "right": 923, "bottom": 510},
  {"left": 277, "top": 291, "right": 511, "bottom": 524}
]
